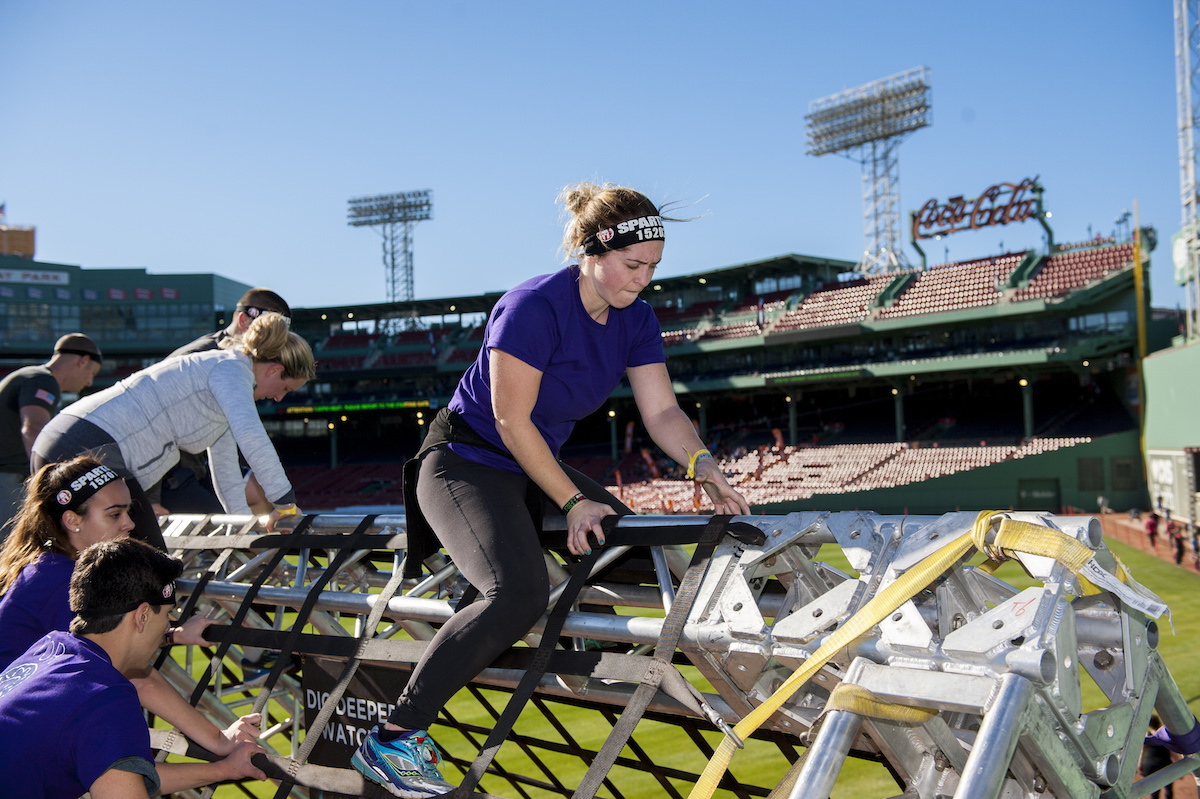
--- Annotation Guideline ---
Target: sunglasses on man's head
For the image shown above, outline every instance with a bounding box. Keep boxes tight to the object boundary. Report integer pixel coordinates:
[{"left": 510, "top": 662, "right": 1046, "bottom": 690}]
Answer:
[{"left": 239, "top": 305, "right": 291, "bottom": 327}]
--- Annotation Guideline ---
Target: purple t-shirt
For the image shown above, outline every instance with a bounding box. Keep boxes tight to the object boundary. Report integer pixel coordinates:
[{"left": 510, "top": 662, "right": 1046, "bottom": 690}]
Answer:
[
  {"left": 450, "top": 266, "right": 664, "bottom": 474},
  {"left": 0, "top": 551, "right": 74, "bottom": 668},
  {"left": 0, "top": 631, "right": 158, "bottom": 798}
]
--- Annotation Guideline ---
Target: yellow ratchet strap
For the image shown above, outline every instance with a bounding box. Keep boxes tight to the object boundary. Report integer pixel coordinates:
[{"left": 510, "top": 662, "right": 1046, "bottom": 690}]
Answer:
[
  {"left": 990, "top": 518, "right": 1169, "bottom": 623},
  {"left": 824, "top": 682, "right": 937, "bottom": 724},
  {"left": 765, "top": 684, "right": 936, "bottom": 799}
]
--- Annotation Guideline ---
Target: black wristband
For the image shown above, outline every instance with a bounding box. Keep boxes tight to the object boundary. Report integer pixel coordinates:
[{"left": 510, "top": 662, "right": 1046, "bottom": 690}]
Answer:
[{"left": 561, "top": 492, "right": 587, "bottom": 515}]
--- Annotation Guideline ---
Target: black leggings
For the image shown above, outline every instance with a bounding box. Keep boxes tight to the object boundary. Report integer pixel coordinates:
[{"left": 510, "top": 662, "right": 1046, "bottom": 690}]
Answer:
[
  {"left": 30, "top": 417, "right": 168, "bottom": 552},
  {"left": 388, "top": 446, "right": 629, "bottom": 730}
]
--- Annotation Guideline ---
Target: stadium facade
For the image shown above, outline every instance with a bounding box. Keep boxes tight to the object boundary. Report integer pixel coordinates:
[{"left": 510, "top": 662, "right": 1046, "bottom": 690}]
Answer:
[
  {"left": 0, "top": 253, "right": 251, "bottom": 369},
  {"left": 0, "top": 237, "right": 1177, "bottom": 516}
]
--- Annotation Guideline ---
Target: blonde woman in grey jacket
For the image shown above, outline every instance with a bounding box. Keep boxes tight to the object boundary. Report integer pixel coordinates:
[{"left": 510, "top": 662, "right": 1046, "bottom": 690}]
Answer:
[{"left": 32, "top": 313, "right": 314, "bottom": 549}]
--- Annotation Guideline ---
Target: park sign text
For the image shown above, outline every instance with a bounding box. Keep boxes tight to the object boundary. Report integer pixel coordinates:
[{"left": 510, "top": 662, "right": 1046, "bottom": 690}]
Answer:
[{"left": 912, "top": 177, "right": 1040, "bottom": 241}]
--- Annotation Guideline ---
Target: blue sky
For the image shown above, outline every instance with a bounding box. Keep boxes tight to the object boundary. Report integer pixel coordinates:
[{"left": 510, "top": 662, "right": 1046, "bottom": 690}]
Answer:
[{"left": 0, "top": 1, "right": 1185, "bottom": 311}]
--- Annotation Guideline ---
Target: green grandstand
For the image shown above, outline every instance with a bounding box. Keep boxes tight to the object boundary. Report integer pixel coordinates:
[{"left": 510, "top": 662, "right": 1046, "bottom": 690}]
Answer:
[{"left": 269, "top": 236, "right": 1174, "bottom": 516}]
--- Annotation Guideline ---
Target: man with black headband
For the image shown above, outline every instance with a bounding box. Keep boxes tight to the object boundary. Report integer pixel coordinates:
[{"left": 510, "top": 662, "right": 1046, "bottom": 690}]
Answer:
[
  {"left": 0, "top": 538, "right": 266, "bottom": 798},
  {"left": 0, "top": 332, "right": 103, "bottom": 538}
]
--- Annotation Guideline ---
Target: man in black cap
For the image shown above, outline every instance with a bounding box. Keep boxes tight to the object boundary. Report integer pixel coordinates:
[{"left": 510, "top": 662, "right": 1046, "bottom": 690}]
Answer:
[{"left": 0, "top": 332, "right": 103, "bottom": 537}]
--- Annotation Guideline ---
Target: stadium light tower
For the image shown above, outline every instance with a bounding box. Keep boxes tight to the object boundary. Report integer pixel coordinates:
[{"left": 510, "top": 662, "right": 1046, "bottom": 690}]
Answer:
[
  {"left": 347, "top": 190, "right": 433, "bottom": 304},
  {"left": 806, "top": 67, "right": 931, "bottom": 274},
  {"left": 1175, "top": 1, "right": 1200, "bottom": 340}
]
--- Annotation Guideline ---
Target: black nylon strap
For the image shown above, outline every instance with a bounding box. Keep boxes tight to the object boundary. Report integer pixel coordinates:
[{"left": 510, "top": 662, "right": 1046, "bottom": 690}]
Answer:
[
  {"left": 154, "top": 546, "right": 231, "bottom": 671},
  {"left": 251, "top": 514, "right": 378, "bottom": 718},
  {"left": 541, "top": 517, "right": 764, "bottom": 551},
  {"left": 188, "top": 514, "right": 318, "bottom": 705},
  {"left": 572, "top": 515, "right": 731, "bottom": 799},
  {"left": 270, "top": 536, "right": 399, "bottom": 799},
  {"left": 451, "top": 545, "right": 603, "bottom": 798},
  {"left": 207, "top": 625, "right": 385, "bottom": 659},
  {"left": 456, "top": 584, "right": 480, "bottom": 612}
]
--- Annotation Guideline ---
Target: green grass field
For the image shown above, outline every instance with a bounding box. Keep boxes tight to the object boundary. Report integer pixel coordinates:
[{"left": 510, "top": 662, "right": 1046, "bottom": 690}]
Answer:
[{"left": 195, "top": 538, "right": 1200, "bottom": 798}]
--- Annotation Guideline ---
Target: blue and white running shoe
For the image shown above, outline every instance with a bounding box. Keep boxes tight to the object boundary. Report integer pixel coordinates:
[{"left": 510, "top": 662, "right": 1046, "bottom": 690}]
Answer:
[{"left": 352, "top": 725, "right": 455, "bottom": 798}]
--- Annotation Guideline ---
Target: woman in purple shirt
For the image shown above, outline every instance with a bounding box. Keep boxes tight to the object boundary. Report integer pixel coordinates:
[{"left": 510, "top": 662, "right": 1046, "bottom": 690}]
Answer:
[
  {"left": 0, "top": 455, "right": 260, "bottom": 756},
  {"left": 0, "top": 456, "right": 141, "bottom": 664},
  {"left": 353, "top": 182, "right": 751, "bottom": 797}
]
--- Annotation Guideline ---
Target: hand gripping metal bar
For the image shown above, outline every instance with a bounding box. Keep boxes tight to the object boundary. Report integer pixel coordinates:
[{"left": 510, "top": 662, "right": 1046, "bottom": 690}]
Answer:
[{"left": 572, "top": 515, "right": 746, "bottom": 799}]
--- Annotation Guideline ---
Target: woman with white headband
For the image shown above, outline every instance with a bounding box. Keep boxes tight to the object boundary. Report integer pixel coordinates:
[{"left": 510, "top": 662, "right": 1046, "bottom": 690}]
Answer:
[{"left": 352, "top": 182, "right": 751, "bottom": 797}]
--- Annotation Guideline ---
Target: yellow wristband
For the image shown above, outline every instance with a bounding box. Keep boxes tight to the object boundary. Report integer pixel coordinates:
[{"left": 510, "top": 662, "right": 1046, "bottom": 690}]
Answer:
[
  {"left": 686, "top": 448, "right": 713, "bottom": 480},
  {"left": 276, "top": 504, "right": 301, "bottom": 517}
]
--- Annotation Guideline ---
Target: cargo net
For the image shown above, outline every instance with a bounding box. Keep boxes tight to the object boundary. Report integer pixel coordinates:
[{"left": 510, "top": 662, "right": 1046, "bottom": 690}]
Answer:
[{"left": 152, "top": 510, "right": 1200, "bottom": 799}]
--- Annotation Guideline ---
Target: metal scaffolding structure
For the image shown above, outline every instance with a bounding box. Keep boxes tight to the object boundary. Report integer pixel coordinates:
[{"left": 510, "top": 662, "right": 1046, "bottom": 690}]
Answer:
[
  {"left": 149, "top": 509, "right": 1197, "bottom": 798},
  {"left": 806, "top": 67, "right": 931, "bottom": 275},
  {"left": 1177, "top": 0, "right": 1200, "bottom": 341}
]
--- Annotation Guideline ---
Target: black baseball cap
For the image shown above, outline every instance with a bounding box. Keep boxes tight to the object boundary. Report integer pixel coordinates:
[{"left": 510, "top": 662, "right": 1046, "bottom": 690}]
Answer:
[{"left": 54, "top": 333, "right": 103, "bottom": 364}]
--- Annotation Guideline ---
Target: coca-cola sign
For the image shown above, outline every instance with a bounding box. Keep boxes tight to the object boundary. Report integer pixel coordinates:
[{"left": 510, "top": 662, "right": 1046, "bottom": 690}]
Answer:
[{"left": 912, "top": 177, "right": 1040, "bottom": 240}]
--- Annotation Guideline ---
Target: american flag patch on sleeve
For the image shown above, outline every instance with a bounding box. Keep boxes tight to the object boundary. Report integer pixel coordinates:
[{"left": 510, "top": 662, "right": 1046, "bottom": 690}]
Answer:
[{"left": 34, "top": 389, "right": 56, "bottom": 404}]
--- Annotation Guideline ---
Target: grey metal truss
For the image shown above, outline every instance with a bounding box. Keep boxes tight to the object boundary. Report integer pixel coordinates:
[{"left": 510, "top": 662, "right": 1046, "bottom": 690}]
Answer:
[
  {"left": 860, "top": 137, "right": 907, "bottom": 274},
  {"left": 150, "top": 510, "right": 1199, "bottom": 798}
]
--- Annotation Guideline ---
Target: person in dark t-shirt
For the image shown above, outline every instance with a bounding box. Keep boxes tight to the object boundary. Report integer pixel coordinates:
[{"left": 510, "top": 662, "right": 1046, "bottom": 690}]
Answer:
[{"left": 0, "top": 333, "right": 102, "bottom": 538}]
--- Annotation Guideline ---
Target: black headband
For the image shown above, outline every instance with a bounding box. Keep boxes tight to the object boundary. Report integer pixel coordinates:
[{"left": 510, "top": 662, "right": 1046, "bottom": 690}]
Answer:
[
  {"left": 75, "top": 580, "right": 177, "bottom": 620},
  {"left": 55, "top": 347, "right": 102, "bottom": 364},
  {"left": 51, "top": 464, "right": 124, "bottom": 515},
  {"left": 582, "top": 215, "right": 665, "bottom": 255}
]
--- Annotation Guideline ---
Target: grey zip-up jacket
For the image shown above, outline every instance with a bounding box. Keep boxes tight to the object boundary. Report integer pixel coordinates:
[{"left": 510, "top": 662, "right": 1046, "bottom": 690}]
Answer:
[{"left": 59, "top": 350, "right": 294, "bottom": 514}]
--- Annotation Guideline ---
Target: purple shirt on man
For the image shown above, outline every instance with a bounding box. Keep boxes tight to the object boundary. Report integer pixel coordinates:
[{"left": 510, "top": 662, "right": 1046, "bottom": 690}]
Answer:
[
  {"left": 0, "top": 551, "right": 74, "bottom": 668},
  {"left": 0, "top": 630, "right": 159, "bottom": 798},
  {"left": 449, "top": 266, "right": 664, "bottom": 474}
]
